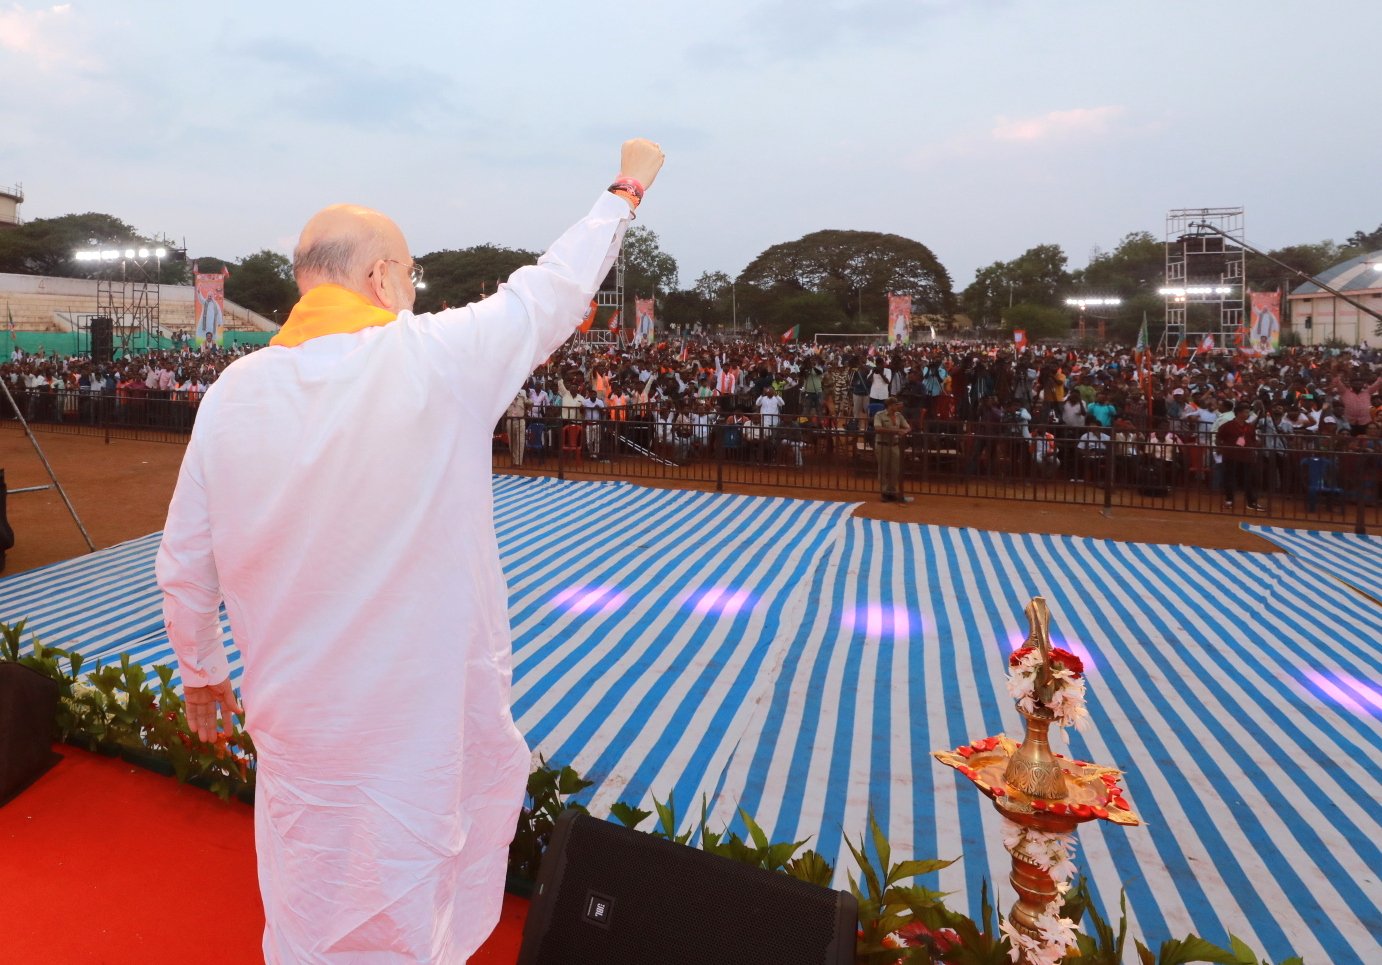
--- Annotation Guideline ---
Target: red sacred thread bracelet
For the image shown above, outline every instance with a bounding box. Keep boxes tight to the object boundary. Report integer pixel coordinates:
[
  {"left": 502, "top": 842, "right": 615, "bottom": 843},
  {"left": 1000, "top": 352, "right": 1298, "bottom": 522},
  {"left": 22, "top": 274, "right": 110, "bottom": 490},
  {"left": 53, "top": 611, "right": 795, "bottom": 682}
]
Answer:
[{"left": 608, "top": 176, "right": 644, "bottom": 209}]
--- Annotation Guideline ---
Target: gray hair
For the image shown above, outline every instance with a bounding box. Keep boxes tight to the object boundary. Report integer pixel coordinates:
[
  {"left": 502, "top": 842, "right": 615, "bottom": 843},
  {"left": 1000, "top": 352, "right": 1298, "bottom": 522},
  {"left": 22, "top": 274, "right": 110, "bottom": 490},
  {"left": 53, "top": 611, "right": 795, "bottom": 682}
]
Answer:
[
  {"left": 292, "top": 227, "right": 386, "bottom": 287},
  {"left": 293, "top": 238, "right": 356, "bottom": 286}
]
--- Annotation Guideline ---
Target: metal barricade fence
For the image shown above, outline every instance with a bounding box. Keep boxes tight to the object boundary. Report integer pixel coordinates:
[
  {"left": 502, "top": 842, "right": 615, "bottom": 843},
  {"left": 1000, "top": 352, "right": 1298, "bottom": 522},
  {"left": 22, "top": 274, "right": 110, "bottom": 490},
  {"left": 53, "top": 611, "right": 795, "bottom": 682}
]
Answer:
[
  {"left": 494, "top": 409, "right": 1378, "bottom": 534},
  {"left": 7, "top": 394, "right": 1376, "bottom": 534}
]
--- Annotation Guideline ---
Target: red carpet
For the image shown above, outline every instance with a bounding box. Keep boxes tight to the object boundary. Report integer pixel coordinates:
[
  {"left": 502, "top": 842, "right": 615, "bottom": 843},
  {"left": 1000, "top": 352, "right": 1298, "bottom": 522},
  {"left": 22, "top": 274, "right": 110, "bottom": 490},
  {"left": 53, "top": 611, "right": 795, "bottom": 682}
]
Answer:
[{"left": 0, "top": 746, "right": 527, "bottom": 963}]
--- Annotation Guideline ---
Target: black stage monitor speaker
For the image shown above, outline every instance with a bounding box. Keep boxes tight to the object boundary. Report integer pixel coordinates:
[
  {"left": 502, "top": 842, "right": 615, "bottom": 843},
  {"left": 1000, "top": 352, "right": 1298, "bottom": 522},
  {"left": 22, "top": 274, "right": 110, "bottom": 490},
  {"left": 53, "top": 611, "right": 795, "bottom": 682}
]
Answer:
[
  {"left": 518, "top": 810, "right": 857, "bottom": 965},
  {"left": 0, "top": 663, "right": 61, "bottom": 807},
  {"left": 90, "top": 316, "right": 114, "bottom": 363}
]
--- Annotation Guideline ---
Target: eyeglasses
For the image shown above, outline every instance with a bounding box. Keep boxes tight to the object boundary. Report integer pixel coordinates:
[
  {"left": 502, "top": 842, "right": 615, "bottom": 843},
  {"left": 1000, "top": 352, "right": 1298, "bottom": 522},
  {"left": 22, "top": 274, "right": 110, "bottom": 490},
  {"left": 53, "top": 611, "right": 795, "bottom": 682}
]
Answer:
[{"left": 372, "top": 259, "right": 425, "bottom": 286}]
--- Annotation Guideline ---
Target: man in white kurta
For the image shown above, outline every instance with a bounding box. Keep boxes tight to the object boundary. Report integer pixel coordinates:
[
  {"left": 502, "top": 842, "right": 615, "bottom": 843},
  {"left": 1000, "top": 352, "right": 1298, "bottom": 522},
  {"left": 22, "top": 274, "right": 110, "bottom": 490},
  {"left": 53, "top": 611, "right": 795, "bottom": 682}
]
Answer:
[{"left": 156, "top": 140, "right": 662, "bottom": 963}]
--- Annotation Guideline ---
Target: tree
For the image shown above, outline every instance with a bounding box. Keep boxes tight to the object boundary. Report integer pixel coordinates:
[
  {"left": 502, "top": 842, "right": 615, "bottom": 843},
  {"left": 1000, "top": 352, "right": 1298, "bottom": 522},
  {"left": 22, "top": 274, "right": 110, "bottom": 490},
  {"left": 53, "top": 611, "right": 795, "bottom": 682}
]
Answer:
[
  {"left": 763, "top": 291, "right": 849, "bottom": 340},
  {"left": 688, "top": 270, "right": 734, "bottom": 329},
  {"left": 1074, "top": 232, "right": 1162, "bottom": 296},
  {"left": 225, "top": 250, "right": 296, "bottom": 321},
  {"left": 413, "top": 244, "right": 540, "bottom": 314},
  {"left": 1344, "top": 223, "right": 1382, "bottom": 253},
  {"left": 1003, "top": 302, "right": 1071, "bottom": 341},
  {"left": 737, "top": 229, "right": 953, "bottom": 331},
  {"left": 1245, "top": 240, "right": 1346, "bottom": 295},
  {"left": 960, "top": 244, "right": 1072, "bottom": 326},
  {"left": 619, "top": 225, "right": 678, "bottom": 297}
]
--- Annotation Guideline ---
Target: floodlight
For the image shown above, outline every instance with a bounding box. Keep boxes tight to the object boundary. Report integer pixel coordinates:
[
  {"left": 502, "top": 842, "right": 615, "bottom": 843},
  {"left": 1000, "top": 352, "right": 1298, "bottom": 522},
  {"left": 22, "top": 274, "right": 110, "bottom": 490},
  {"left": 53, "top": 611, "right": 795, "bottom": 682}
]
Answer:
[
  {"left": 1064, "top": 297, "right": 1122, "bottom": 309},
  {"left": 138, "top": 248, "right": 149, "bottom": 258},
  {"left": 155, "top": 248, "right": 167, "bottom": 258}
]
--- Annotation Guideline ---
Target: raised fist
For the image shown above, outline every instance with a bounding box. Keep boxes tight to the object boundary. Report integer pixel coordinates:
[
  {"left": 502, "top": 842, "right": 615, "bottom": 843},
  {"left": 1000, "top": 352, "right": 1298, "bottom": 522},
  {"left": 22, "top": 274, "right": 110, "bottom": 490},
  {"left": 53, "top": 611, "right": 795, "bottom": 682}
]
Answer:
[{"left": 620, "top": 139, "right": 664, "bottom": 191}]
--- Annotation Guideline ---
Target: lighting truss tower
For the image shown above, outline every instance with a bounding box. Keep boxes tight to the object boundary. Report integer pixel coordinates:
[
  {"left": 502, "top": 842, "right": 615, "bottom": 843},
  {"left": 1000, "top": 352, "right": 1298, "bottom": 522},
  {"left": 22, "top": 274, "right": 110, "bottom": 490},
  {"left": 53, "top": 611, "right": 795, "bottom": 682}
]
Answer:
[
  {"left": 95, "top": 274, "right": 161, "bottom": 354},
  {"left": 1164, "top": 208, "right": 1245, "bottom": 353},
  {"left": 580, "top": 250, "right": 625, "bottom": 347}
]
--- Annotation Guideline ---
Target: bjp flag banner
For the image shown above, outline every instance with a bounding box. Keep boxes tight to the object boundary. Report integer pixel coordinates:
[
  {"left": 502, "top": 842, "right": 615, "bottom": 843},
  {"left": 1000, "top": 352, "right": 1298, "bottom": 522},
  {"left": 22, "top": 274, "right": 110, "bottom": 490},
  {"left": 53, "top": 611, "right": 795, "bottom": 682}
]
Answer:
[
  {"left": 1248, "top": 292, "right": 1281, "bottom": 355},
  {"left": 1013, "top": 329, "right": 1027, "bottom": 353},
  {"left": 887, "top": 293, "right": 912, "bottom": 344},
  {"left": 193, "top": 268, "right": 228, "bottom": 346},
  {"left": 635, "top": 298, "right": 655, "bottom": 345},
  {"left": 578, "top": 299, "right": 598, "bottom": 333}
]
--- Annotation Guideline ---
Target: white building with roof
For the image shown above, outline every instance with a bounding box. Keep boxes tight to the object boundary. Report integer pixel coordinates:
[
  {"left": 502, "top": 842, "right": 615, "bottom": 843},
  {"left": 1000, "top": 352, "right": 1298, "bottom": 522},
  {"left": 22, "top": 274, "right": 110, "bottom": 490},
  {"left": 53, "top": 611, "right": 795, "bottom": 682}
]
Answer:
[{"left": 1287, "top": 249, "right": 1382, "bottom": 346}]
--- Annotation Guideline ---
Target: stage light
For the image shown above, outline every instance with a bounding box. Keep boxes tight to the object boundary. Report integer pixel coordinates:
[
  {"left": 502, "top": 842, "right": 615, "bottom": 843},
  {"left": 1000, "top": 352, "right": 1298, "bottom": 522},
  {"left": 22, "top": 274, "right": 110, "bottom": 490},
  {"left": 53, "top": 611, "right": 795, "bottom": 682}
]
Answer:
[
  {"left": 73, "top": 244, "right": 175, "bottom": 265},
  {"left": 1065, "top": 297, "right": 1122, "bottom": 309},
  {"left": 1158, "top": 286, "right": 1233, "bottom": 297}
]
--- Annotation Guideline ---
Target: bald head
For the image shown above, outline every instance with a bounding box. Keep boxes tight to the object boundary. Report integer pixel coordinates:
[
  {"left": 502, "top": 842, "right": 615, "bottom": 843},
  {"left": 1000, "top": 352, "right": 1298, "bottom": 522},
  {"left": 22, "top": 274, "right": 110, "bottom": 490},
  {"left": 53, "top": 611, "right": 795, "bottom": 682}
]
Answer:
[{"left": 293, "top": 204, "right": 415, "bottom": 311}]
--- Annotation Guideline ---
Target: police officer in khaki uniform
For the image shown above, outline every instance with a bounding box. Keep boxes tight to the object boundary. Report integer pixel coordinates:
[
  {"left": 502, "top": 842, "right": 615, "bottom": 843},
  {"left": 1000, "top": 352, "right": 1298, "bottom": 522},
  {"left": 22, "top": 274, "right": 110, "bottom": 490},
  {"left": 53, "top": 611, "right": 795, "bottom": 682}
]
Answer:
[{"left": 874, "top": 395, "right": 912, "bottom": 502}]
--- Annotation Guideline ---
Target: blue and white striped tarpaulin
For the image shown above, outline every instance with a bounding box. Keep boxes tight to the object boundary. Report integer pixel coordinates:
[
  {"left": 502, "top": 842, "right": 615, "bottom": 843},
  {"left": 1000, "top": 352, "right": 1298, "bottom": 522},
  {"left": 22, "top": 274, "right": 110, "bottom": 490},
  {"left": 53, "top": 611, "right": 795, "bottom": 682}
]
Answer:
[
  {"left": 706, "top": 518, "right": 1381, "bottom": 964},
  {"left": 1245, "top": 524, "right": 1382, "bottom": 602},
  {"left": 1, "top": 479, "right": 1377, "bottom": 963}
]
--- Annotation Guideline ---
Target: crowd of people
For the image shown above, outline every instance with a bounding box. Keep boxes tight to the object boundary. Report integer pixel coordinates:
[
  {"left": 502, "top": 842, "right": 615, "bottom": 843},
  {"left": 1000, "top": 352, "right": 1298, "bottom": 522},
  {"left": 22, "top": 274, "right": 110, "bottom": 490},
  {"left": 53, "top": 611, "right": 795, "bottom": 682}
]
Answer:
[
  {"left": 6, "top": 332, "right": 1380, "bottom": 506},
  {"left": 2, "top": 344, "right": 252, "bottom": 426}
]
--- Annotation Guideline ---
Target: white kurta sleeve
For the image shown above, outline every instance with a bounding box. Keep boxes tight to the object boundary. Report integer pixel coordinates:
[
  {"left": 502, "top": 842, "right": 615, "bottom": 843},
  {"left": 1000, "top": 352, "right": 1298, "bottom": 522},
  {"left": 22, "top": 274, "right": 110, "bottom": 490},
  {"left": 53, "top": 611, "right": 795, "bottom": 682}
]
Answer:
[
  {"left": 416, "top": 191, "right": 631, "bottom": 421},
  {"left": 155, "top": 431, "right": 229, "bottom": 688}
]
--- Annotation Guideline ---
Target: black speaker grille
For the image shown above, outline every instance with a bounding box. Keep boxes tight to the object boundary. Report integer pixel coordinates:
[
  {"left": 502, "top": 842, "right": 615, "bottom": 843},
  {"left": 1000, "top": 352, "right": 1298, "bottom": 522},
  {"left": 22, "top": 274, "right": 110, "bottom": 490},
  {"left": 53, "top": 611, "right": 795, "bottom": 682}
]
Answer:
[{"left": 523, "top": 813, "right": 854, "bottom": 964}]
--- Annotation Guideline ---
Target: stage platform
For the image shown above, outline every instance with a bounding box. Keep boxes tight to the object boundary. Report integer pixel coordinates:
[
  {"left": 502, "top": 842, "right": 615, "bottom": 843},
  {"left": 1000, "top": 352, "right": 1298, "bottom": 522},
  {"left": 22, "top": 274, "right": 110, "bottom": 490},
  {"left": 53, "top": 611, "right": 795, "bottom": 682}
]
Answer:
[{"left": 2, "top": 477, "right": 1378, "bottom": 963}]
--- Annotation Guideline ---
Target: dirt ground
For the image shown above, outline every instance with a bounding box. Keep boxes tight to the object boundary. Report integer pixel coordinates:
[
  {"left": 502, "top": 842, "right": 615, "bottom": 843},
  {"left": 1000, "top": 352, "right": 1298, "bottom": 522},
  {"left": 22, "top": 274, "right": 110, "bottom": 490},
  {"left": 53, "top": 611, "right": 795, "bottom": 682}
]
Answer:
[{"left": 1, "top": 425, "right": 1317, "bottom": 578}]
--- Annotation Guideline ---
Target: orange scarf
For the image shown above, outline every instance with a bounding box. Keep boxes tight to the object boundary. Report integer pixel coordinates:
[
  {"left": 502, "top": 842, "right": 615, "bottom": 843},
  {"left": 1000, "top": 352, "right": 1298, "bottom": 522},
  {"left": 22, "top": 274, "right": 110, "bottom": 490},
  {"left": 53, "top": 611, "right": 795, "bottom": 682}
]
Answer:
[{"left": 270, "top": 284, "right": 398, "bottom": 348}]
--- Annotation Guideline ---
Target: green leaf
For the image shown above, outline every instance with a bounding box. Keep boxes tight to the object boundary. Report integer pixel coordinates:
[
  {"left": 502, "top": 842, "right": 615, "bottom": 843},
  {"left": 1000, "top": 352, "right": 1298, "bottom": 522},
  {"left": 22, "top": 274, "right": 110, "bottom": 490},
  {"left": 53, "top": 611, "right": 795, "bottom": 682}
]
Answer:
[
  {"left": 1155, "top": 934, "right": 1243, "bottom": 964},
  {"left": 870, "top": 811, "right": 892, "bottom": 881},
  {"left": 607, "top": 801, "right": 651, "bottom": 829},
  {"left": 739, "top": 807, "right": 770, "bottom": 851}
]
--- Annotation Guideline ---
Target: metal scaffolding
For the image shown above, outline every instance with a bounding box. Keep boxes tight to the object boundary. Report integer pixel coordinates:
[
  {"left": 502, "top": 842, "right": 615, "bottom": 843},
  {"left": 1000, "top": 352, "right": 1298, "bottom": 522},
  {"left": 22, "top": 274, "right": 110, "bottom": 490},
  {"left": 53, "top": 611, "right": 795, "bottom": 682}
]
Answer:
[
  {"left": 579, "top": 250, "right": 625, "bottom": 348},
  {"left": 1163, "top": 208, "right": 1245, "bottom": 353}
]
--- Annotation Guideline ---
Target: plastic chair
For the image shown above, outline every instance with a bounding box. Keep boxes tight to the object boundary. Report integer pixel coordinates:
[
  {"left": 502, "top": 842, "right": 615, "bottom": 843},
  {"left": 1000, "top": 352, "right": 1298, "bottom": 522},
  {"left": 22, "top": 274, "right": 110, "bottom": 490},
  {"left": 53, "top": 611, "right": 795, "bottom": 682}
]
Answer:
[
  {"left": 561, "top": 423, "right": 583, "bottom": 463},
  {"left": 1302, "top": 456, "right": 1343, "bottom": 511},
  {"left": 527, "top": 422, "right": 547, "bottom": 461}
]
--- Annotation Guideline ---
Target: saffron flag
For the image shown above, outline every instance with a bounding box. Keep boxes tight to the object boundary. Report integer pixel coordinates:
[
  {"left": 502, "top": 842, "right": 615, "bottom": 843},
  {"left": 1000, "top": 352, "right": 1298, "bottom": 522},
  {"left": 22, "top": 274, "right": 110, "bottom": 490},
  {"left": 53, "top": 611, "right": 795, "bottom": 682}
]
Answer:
[
  {"left": 1200, "top": 333, "right": 1215, "bottom": 352},
  {"left": 608, "top": 309, "right": 620, "bottom": 333},
  {"left": 1177, "top": 340, "right": 1190, "bottom": 361},
  {"left": 635, "top": 298, "right": 655, "bottom": 345},
  {"left": 578, "top": 299, "right": 598, "bottom": 333},
  {"left": 1248, "top": 292, "right": 1281, "bottom": 355},
  {"left": 887, "top": 294, "right": 912, "bottom": 345},
  {"left": 781, "top": 324, "right": 799, "bottom": 343},
  {"left": 1013, "top": 329, "right": 1027, "bottom": 353},
  {"left": 193, "top": 270, "right": 228, "bottom": 346}
]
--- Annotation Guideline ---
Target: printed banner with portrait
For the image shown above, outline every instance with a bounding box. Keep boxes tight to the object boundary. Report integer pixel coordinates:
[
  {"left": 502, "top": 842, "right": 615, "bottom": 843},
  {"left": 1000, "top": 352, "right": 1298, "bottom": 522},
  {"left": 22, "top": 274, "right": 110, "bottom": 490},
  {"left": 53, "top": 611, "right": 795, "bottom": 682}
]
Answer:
[
  {"left": 1248, "top": 292, "right": 1281, "bottom": 355},
  {"left": 635, "top": 298, "right": 655, "bottom": 345},
  {"left": 193, "top": 270, "right": 228, "bottom": 345},
  {"left": 887, "top": 294, "right": 912, "bottom": 345}
]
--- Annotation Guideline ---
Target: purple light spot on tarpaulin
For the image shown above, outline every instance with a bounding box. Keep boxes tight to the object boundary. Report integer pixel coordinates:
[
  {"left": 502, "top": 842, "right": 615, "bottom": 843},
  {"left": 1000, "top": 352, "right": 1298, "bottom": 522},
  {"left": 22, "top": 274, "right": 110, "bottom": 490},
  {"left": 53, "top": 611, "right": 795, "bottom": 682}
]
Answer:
[
  {"left": 1304, "top": 671, "right": 1382, "bottom": 717},
  {"left": 686, "top": 586, "right": 758, "bottom": 618},
  {"left": 552, "top": 585, "right": 628, "bottom": 616},
  {"left": 841, "top": 604, "right": 922, "bottom": 640},
  {"left": 1007, "top": 633, "right": 1096, "bottom": 673},
  {"left": 692, "top": 587, "right": 725, "bottom": 614}
]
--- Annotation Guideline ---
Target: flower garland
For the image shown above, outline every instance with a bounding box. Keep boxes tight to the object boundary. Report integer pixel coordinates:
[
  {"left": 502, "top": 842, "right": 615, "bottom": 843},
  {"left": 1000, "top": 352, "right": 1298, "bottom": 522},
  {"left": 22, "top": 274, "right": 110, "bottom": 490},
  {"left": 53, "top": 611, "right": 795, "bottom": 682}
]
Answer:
[
  {"left": 999, "top": 818, "right": 1080, "bottom": 964},
  {"left": 1006, "top": 644, "right": 1088, "bottom": 730}
]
